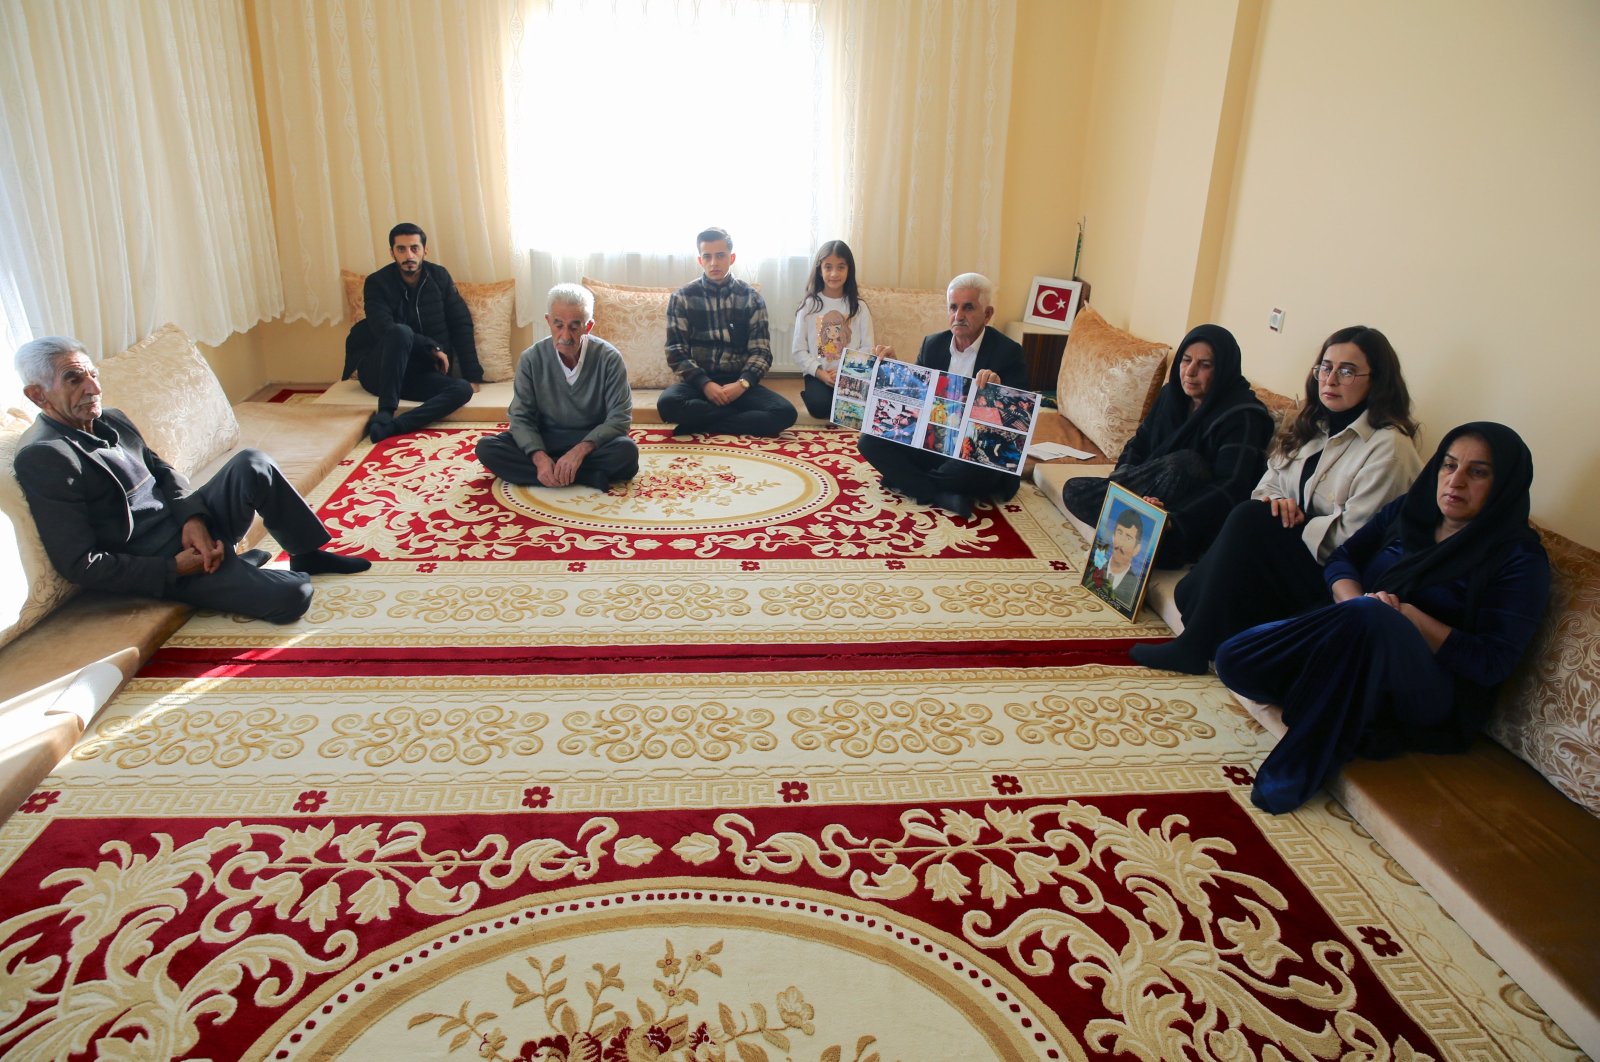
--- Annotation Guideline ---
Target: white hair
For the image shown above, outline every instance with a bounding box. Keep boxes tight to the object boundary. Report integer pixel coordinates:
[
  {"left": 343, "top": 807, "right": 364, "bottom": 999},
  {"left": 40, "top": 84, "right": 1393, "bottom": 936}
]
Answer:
[
  {"left": 14, "top": 336, "right": 90, "bottom": 389},
  {"left": 946, "top": 272, "right": 995, "bottom": 309},
  {"left": 546, "top": 283, "right": 594, "bottom": 322}
]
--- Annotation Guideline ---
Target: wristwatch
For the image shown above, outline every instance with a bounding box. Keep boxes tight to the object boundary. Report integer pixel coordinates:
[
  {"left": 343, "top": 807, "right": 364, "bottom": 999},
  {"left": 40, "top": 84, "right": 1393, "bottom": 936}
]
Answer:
[{"left": 737, "top": 378, "right": 750, "bottom": 390}]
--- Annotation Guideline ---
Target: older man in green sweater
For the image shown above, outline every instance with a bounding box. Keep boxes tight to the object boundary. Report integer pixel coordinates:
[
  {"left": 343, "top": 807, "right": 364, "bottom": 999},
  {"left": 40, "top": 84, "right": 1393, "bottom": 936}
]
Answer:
[{"left": 475, "top": 284, "right": 638, "bottom": 490}]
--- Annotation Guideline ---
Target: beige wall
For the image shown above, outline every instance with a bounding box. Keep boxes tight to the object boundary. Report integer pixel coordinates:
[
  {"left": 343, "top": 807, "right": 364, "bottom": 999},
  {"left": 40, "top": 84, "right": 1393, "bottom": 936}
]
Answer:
[
  {"left": 197, "top": 330, "right": 270, "bottom": 403},
  {"left": 1073, "top": 0, "right": 1261, "bottom": 346},
  {"left": 997, "top": 0, "right": 1100, "bottom": 324},
  {"left": 1211, "top": 0, "right": 1600, "bottom": 547}
]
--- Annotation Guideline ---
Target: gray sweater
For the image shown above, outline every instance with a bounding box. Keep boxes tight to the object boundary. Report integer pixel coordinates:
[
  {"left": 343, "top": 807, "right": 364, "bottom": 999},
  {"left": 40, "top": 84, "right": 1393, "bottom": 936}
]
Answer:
[{"left": 508, "top": 336, "right": 634, "bottom": 454}]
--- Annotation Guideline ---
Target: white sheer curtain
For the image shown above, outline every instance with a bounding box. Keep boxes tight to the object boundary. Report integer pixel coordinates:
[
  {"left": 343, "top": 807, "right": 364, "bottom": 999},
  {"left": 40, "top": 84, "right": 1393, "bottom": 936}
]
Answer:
[
  {"left": 0, "top": 0, "right": 280, "bottom": 391},
  {"left": 252, "top": 0, "right": 517, "bottom": 326},
  {"left": 507, "top": 0, "right": 830, "bottom": 354},
  {"left": 824, "top": 0, "right": 1017, "bottom": 289},
  {"left": 506, "top": 0, "right": 1015, "bottom": 354}
]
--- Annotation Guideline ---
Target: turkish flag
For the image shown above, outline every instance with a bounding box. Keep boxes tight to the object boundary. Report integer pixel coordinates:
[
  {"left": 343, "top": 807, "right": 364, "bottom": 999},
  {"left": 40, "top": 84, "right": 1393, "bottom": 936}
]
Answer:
[{"left": 1031, "top": 283, "right": 1076, "bottom": 324}]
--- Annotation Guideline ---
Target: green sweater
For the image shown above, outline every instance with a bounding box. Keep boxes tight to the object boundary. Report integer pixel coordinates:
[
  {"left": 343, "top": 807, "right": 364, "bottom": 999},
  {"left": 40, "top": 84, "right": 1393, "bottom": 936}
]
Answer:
[{"left": 508, "top": 336, "right": 634, "bottom": 454}]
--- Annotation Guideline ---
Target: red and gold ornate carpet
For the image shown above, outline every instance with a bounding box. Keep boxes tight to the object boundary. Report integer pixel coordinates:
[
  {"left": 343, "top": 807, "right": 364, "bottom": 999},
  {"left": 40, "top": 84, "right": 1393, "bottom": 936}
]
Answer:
[{"left": 0, "top": 427, "right": 1579, "bottom": 1060}]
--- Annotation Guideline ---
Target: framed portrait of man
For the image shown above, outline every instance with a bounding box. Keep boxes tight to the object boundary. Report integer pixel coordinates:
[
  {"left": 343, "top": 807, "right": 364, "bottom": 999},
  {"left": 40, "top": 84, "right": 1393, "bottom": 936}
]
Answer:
[{"left": 1080, "top": 483, "right": 1166, "bottom": 621}]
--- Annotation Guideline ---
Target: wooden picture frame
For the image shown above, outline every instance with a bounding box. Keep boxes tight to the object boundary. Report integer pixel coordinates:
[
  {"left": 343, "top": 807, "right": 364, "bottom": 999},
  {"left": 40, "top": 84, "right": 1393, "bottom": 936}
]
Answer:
[
  {"left": 1022, "top": 276, "right": 1084, "bottom": 332},
  {"left": 1080, "top": 482, "right": 1167, "bottom": 621}
]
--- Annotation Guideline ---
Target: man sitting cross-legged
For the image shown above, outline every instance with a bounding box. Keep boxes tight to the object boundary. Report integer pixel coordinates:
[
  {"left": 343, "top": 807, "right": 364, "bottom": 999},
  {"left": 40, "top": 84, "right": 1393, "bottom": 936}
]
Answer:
[
  {"left": 655, "top": 226, "right": 797, "bottom": 437},
  {"left": 857, "top": 272, "right": 1027, "bottom": 518},
  {"left": 475, "top": 284, "right": 639, "bottom": 491},
  {"left": 13, "top": 337, "right": 368, "bottom": 625}
]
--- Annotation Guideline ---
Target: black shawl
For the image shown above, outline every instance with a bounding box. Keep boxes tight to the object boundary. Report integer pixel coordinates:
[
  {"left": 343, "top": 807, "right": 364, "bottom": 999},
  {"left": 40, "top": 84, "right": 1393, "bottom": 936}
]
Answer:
[
  {"left": 1126, "top": 324, "right": 1267, "bottom": 466},
  {"left": 1373, "top": 421, "right": 1538, "bottom": 616}
]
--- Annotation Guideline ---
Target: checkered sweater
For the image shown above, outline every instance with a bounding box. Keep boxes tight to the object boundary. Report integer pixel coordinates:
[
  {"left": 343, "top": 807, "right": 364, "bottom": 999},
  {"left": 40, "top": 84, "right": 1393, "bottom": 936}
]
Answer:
[{"left": 665, "top": 274, "right": 772, "bottom": 388}]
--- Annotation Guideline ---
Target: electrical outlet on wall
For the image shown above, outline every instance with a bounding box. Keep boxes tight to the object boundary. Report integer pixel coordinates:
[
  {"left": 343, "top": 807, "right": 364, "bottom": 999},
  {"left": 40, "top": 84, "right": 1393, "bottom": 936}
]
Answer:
[{"left": 1268, "top": 308, "right": 1285, "bottom": 332}]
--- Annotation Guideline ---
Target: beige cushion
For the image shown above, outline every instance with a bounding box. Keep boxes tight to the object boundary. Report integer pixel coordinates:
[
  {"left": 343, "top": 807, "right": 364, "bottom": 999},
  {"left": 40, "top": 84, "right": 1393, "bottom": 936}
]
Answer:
[
  {"left": 339, "top": 269, "right": 518, "bottom": 383},
  {"left": 1054, "top": 304, "right": 1170, "bottom": 458},
  {"left": 1489, "top": 526, "right": 1600, "bottom": 817},
  {"left": 584, "top": 276, "right": 676, "bottom": 389},
  {"left": 858, "top": 284, "right": 948, "bottom": 362},
  {"left": 0, "top": 410, "right": 78, "bottom": 650},
  {"left": 1253, "top": 385, "right": 1299, "bottom": 436},
  {"left": 99, "top": 323, "right": 240, "bottom": 479}
]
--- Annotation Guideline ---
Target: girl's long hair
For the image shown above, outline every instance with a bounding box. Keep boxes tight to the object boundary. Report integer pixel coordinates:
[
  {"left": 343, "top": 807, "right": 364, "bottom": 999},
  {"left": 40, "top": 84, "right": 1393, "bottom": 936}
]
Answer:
[{"left": 798, "top": 240, "right": 860, "bottom": 318}]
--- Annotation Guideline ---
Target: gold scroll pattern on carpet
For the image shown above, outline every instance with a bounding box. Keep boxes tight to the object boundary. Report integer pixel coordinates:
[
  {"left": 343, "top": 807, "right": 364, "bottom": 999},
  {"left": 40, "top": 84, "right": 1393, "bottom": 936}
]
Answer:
[
  {"left": 66, "top": 674, "right": 1254, "bottom": 774},
  {"left": 176, "top": 573, "right": 1157, "bottom": 647},
  {"left": 0, "top": 805, "right": 1449, "bottom": 1060}
]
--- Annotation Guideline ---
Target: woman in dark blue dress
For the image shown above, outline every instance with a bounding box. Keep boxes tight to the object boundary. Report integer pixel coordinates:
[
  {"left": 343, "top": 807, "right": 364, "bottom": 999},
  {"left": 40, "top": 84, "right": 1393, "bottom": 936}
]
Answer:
[{"left": 1215, "top": 422, "right": 1550, "bottom": 814}]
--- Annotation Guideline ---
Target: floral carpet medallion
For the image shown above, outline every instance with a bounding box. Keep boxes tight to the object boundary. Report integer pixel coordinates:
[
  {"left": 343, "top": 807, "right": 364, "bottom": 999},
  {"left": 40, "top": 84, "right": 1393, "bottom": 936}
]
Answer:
[
  {"left": 0, "top": 424, "right": 1580, "bottom": 1059},
  {"left": 318, "top": 426, "right": 1039, "bottom": 561}
]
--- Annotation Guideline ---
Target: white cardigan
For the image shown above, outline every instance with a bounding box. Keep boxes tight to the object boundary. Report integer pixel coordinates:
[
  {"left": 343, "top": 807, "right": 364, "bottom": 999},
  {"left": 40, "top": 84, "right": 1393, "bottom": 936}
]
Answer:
[{"left": 1252, "top": 410, "right": 1422, "bottom": 563}]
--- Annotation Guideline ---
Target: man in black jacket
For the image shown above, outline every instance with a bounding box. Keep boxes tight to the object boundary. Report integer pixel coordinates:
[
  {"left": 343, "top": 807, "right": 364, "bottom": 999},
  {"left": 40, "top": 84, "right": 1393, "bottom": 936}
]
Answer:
[
  {"left": 344, "top": 222, "right": 483, "bottom": 442},
  {"left": 857, "top": 272, "right": 1027, "bottom": 519},
  {"left": 14, "top": 337, "right": 368, "bottom": 624}
]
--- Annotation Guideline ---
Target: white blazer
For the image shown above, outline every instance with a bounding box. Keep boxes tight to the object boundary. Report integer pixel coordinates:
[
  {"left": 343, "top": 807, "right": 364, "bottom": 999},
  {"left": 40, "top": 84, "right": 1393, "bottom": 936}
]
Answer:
[{"left": 1252, "top": 411, "right": 1422, "bottom": 563}]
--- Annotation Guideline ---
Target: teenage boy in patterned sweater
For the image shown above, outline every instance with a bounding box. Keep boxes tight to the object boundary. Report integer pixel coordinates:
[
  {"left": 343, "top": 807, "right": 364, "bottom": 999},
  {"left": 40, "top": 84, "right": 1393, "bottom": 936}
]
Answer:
[{"left": 655, "top": 227, "right": 797, "bottom": 437}]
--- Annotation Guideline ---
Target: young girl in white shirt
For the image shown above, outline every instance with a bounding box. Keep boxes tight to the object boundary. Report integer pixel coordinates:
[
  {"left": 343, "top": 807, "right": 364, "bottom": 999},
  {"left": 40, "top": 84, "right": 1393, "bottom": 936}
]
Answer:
[{"left": 792, "top": 240, "right": 875, "bottom": 419}]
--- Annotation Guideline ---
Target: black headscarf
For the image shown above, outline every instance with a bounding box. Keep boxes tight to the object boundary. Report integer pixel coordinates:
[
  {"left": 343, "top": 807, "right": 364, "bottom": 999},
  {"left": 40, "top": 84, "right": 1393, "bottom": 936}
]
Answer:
[
  {"left": 1139, "top": 324, "right": 1268, "bottom": 461},
  {"left": 1367, "top": 422, "right": 1539, "bottom": 754},
  {"left": 1373, "top": 421, "right": 1537, "bottom": 611}
]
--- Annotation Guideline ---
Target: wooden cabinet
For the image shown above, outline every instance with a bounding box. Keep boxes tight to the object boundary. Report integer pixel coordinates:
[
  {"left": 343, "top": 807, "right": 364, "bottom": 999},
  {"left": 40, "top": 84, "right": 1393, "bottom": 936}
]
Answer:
[{"left": 1002, "top": 322, "right": 1071, "bottom": 395}]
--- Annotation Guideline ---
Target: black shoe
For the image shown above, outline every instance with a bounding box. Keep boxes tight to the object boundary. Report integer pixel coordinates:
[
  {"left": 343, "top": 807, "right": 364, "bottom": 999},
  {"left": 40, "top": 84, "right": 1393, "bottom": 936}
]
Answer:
[
  {"left": 239, "top": 548, "right": 271, "bottom": 568},
  {"left": 367, "top": 410, "right": 399, "bottom": 444},
  {"left": 931, "top": 491, "right": 975, "bottom": 520},
  {"left": 290, "top": 549, "right": 372, "bottom": 575},
  {"left": 1128, "top": 639, "right": 1209, "bottom": 675}
]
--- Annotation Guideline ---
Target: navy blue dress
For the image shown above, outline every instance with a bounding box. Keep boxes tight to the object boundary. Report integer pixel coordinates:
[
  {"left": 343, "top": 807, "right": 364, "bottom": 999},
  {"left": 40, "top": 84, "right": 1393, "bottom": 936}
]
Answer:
[{"left": 1214, "top": 496, "right": 1550, "bottom": 813}]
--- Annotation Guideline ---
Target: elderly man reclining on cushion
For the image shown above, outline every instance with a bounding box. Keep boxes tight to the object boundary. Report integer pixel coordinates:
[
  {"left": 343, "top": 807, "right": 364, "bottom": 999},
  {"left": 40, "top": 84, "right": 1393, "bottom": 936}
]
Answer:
[{"left": 12, "top": 336, "right": 368, "bottom": 624}]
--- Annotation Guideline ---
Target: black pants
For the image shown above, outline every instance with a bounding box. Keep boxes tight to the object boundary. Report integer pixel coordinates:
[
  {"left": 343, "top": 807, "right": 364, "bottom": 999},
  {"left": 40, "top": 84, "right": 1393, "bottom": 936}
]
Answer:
[
  {"left": 801, "top": 374, "right": 835, "bottom": 419},
  {"left": 656, "top": 375, "right": 798, "bottom": 437},
  {"left": 475, "top": 429, "right": 640, "bottom": 487},
  {"left": 164, "top": 449, "right": 332, "bottom": 623},
  {"left": 857, "top": 432, "right": 1019, "bottom": 507},
  {"left": 357, "top": 322, "right": 473, "bottom": 432},
  {"left": 1165, "top": 498, "right": 1329, "bottom": 663}
]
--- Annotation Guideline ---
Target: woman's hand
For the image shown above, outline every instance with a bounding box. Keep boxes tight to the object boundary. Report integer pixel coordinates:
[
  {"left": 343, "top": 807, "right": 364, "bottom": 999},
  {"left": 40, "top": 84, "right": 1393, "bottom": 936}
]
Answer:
[
  {"left": 1364, "top": 591, "right": 1452, "bottom": 651},
  {"left": 1266, "top": 496, "right": 1306, "bottom": 528}
]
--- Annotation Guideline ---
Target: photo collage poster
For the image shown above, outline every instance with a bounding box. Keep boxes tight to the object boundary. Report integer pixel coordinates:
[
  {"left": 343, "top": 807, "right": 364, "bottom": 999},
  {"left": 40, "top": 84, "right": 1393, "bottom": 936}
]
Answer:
[{"left": 829, "top": 350, "right": 1043, "bottom": 476}]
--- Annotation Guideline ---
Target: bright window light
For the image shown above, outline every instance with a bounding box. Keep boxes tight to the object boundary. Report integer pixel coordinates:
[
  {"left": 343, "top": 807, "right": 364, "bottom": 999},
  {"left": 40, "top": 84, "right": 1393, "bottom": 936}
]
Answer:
[{"left": 509, "top": 0, "right": 831, "bottom": 260}]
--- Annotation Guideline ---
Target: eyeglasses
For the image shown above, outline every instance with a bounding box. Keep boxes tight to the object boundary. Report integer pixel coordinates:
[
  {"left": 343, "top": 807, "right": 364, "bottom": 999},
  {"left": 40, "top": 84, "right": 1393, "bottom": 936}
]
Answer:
[{"left": 1311, "top": 362, "right": 1370, "bottom": 383}]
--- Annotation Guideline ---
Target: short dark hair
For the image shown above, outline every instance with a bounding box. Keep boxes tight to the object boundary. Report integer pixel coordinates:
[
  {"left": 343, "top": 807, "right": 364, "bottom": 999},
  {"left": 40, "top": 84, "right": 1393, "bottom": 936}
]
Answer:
[
  {"left": 696, "top": 227, "right": 732, "bottom": 252},
  {"left": 389, "top": 222, "right": 427, "bottom": 248},
  {"left": 1114, "top": 507, "right": 1145, "bottom": 543}
]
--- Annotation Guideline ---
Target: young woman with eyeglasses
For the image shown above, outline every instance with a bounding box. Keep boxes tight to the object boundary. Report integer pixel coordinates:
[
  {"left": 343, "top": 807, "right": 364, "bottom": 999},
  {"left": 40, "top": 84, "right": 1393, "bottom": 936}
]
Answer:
[{"left": 1131, "top": 325, "right": 1422, "bottom": 674}]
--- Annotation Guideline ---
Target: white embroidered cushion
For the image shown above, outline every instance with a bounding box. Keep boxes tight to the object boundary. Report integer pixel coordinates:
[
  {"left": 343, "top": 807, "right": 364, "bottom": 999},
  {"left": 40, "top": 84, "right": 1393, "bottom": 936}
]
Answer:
[
  {"left": 1054, "top": 304, "right": 1170, "bottom": 458},
  {"left": 0, "top": 409, "right": 79, "bottom": 649},
  {"left": 98, "top": 323, "right": 240, "bottom": 479},
  {"left": 584, "top": 277, "right": 677, "bottom": 390},
  {"left": 858, "top": 284, "right": 948, "bottom": 361}
]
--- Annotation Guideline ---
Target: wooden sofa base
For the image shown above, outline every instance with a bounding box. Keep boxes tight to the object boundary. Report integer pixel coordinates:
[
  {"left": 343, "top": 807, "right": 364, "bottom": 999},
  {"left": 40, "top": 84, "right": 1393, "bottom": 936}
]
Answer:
[{"left": 0, "top": 403, "right": 369, "bottom": 824}]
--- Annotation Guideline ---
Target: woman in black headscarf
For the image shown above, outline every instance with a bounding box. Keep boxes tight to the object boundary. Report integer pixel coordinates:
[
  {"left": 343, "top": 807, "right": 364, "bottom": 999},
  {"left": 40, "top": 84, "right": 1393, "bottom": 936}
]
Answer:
[
  {"left": 1215, "top": 422, "right": 1551, "bottom": 814},
  {"left": 1063, "top": 324, "right": 1274, "bottom": 568}
]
